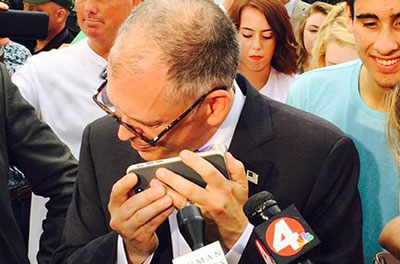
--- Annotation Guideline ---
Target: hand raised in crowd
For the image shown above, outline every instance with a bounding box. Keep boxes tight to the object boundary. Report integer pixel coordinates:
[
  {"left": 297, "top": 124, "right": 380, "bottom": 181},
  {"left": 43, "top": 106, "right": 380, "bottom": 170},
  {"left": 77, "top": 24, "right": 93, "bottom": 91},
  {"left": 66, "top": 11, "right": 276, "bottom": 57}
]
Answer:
[
  {"left": 0, "top": 2, "right": 10, "bottom": 46},
  {"left": 108, "top": 173, "right": 174, "bottom": 264},
  {"left": 154, "top": 150, "right": 249, "bottom": 250}
]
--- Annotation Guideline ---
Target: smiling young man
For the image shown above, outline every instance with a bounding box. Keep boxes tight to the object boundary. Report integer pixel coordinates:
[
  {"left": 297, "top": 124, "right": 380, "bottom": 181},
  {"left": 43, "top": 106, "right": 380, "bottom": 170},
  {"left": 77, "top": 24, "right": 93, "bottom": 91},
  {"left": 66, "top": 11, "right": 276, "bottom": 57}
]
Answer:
[{"left": 287, "top": 0, "right": 400, "bottom": 261}]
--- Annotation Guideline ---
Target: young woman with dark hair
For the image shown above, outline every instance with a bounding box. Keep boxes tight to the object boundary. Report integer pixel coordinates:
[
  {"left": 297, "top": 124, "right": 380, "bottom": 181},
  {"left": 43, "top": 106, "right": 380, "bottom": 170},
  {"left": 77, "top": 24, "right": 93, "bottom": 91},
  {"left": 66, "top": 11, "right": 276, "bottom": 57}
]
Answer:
[{"left": 229, "top": 0, "right": 298, "bottom": 102}]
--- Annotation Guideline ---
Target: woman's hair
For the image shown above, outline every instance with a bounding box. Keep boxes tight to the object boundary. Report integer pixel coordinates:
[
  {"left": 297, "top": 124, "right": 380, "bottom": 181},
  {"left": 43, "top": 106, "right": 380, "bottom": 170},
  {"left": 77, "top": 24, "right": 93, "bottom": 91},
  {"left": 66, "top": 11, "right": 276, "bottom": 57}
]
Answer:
[
  {"left": 295, "top": 1, "right": 333, "bottom": 73},
  {"left": 309, "top": 2, "right": 356, "bottom": 70},
  {"left": 228, "top": 0, "right": 298, "bottom": 75},
  {"left": 387, "top": 87, "right": 400, "bottom": 167}
]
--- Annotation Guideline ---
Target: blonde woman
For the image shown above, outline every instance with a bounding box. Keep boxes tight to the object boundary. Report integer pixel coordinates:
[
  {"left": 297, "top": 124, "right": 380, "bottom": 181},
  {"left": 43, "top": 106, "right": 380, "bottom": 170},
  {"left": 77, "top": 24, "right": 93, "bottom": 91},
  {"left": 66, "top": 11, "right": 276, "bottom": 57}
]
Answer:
[
  {"left": 295, "top": 1, "right": 333, "bottom": 73},
  {"left": 379, "top": 88, "right": 400, "bottom": 261},
  {"left": 309, "top": 2, "right": 358, "bottom": 70}
]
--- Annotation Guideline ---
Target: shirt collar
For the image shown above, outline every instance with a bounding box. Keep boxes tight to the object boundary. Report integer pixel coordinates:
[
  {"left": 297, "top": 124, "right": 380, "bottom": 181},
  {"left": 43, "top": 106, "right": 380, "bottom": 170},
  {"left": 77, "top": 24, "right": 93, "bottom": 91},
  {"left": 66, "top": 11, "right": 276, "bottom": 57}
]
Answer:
[{"left": 199, "top": 80, "right": 246, "bottom": 150}]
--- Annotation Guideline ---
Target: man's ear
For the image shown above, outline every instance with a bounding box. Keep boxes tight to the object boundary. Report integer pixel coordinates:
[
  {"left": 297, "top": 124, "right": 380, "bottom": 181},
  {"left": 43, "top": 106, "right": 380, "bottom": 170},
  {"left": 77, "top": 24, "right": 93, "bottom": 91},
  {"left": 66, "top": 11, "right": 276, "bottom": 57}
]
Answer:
[
  {"left": 345, "top": 3, "right": 354, "bottom": 34},
  {"left": 204, "top": 90, "right": 232, "bottom": 127},
  {"left": 55, "top": 8, "right": 68, "bottom": 23}
]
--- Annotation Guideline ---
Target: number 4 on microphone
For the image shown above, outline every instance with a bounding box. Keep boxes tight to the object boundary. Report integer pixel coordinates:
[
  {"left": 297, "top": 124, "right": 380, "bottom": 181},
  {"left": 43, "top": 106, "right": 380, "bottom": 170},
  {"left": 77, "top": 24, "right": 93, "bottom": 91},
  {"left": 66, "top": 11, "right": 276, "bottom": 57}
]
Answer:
[
  {"left": 254, "top": 205, "right": 321, "bottom": 264},
  {"left": 269, "top": 217, "right": 309, "bottom": 255}
]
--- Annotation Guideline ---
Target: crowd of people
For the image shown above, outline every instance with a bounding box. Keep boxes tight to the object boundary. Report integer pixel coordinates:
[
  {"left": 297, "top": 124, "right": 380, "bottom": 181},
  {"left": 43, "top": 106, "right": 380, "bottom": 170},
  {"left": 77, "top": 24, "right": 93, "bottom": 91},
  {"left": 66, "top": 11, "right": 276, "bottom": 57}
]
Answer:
[{"left": 1, "top": 0, "right": 400, "bottom": 263}]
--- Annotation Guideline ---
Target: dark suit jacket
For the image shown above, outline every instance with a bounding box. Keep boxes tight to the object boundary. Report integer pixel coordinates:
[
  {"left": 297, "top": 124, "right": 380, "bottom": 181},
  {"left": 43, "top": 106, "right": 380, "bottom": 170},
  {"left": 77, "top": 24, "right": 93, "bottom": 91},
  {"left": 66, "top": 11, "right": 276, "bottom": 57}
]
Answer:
[
  {"left": 0, "top": 63, "right": 78, "bottom": 264},
  {"left": 53, "top": 75, "right": 363, "bottom": 263}
]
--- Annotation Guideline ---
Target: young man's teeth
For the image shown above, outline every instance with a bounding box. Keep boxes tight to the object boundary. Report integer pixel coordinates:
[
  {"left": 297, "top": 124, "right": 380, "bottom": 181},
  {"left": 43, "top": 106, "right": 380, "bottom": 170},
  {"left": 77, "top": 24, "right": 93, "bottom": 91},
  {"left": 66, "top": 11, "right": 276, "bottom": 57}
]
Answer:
[{"left": 376, "top": 58, "right": 399, "bottom": 66}]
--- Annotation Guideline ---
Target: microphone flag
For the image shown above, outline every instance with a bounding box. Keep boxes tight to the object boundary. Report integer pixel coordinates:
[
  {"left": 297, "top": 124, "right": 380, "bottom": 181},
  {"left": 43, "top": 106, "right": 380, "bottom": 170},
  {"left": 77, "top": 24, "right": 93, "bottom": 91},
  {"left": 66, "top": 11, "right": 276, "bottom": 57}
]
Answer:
[{"left": 253, "top": 205, "right": 320, "bottom": 264}]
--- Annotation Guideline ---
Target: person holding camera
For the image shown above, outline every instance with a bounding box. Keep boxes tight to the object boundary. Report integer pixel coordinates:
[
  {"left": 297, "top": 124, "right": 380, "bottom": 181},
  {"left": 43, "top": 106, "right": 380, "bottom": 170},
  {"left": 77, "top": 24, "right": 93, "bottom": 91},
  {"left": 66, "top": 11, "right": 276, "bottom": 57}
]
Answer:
[{"left": 16, "top": 0, "right": 74, "bottom": 54}]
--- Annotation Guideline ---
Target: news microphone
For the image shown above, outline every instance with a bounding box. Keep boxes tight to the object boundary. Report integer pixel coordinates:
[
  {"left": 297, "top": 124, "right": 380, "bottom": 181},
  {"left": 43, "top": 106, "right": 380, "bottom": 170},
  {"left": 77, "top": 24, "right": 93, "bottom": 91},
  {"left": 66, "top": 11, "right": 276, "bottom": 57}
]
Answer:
[
  {"left": 244, "top": 191, "right": 320, "bottom": 264},
  {"left": 176, "top": 204, "right": 205, "bottom": 250},
  {"left": 174, "top": 203, "right": 228, "bottom": 264}
]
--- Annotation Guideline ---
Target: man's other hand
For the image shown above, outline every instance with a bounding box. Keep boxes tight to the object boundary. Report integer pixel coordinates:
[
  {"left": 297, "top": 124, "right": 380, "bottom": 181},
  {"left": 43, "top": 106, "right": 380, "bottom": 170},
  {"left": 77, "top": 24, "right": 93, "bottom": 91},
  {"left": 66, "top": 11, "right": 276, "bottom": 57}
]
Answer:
[
  {"left": 108, "top": 173, "right": 174, "bottom": 264},
  {"left": 155, "top": 150, "right": 249, "bottom": 250}
]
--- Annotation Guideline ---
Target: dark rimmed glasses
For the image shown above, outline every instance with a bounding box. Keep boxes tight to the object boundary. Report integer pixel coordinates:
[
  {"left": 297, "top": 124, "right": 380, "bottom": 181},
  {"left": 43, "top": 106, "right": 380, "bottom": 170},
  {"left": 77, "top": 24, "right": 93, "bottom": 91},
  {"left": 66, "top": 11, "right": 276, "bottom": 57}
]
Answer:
[{"left": 93, "top": 78, "right": 227, "bottom": 146}]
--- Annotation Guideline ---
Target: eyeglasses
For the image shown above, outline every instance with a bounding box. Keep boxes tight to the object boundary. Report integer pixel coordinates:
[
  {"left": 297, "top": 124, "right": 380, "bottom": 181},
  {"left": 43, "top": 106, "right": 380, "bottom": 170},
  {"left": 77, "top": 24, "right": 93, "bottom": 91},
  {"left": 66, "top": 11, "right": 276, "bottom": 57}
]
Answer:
[{"left": 93, "top": 78, "right": 227, "bottom": 146}]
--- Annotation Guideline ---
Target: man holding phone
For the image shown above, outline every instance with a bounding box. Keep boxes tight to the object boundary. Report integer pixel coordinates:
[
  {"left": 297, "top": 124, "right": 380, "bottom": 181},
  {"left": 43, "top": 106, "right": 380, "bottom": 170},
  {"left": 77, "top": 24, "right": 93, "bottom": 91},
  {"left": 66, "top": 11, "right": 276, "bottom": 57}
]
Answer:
[{"left": 53, "top": 0, "right": 363, "bottom": 263}]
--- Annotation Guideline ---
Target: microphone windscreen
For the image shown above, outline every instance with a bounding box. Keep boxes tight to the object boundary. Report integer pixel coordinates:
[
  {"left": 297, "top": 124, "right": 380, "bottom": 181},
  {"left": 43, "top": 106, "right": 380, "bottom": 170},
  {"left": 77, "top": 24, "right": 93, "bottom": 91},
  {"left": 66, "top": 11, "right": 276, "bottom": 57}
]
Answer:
[{"left": 243, "top": 191, "right": 275, "bottom": 218}]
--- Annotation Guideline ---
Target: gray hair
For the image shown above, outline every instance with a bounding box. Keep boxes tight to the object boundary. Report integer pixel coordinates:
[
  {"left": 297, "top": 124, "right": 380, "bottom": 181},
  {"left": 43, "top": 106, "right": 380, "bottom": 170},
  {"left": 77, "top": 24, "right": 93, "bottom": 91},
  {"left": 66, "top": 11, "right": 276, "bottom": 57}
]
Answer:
[{"left": 112, "top": 0, "right": 240, "bottom": 102}]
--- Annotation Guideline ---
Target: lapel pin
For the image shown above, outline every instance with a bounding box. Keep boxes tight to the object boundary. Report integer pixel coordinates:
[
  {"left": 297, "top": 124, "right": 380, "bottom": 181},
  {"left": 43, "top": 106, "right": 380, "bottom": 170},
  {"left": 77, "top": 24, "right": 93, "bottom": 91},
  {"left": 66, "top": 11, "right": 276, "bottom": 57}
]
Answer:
[{"left": 246, "top": 170, "right": 259, "bottom": 185}]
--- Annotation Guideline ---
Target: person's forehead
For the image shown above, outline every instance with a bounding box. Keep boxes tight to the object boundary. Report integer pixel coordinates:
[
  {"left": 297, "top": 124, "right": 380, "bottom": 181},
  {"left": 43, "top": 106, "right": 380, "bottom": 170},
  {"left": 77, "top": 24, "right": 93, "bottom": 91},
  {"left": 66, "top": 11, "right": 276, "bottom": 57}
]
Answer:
[
  {"left": 106, "top": 64, "right": 173, "bottom": 123},
  {"left": 354, "top": 0, "right": 400, "bottom": 18},
  {"left": 240, "top": 6, "right": 270, "bottom": 29},
  {"left": 305, "top": 12, "right": 326, "bottom": 26}
]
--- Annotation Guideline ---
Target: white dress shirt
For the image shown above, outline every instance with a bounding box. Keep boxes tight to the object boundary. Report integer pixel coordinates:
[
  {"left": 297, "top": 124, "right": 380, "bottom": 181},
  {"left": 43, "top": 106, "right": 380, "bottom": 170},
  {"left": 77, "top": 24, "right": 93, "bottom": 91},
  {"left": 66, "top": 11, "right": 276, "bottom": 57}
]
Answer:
[{"left": 117, "top": 81, "right": 254, "bottom": 263}]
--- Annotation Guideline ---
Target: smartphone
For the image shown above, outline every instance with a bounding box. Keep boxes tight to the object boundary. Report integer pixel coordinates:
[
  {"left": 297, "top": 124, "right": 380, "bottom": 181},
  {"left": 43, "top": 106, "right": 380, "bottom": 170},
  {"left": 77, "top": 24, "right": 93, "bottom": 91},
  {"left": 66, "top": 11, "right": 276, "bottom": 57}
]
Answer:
[
  {"left": 0, "top": 10, "right": 48, "bottom": 39},
  {"left": 126, "top": 147, "right": 229, "bottom": 193}
]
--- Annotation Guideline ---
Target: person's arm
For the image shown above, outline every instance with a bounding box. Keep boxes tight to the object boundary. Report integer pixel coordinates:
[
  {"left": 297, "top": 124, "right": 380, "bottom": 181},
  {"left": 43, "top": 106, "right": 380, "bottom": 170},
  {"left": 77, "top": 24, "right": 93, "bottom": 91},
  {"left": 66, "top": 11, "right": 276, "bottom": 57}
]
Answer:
[
  {"left": 2, "top": 62, "right": 78, "bottom": 264},
  {"left": 53, "top": 123, "right": 174, "bottom": 264},
  {"left": 299, "top": 136, "right": 363, "bottom": 263},
  {"left": 11, "top": 56, "right": 41, "bottom": 112},
  {"left": 380, "top": 216, "right": 400, "bottom": 260},
  {"left": 51, "top": 124, "right": 120, "bottom": 264}
]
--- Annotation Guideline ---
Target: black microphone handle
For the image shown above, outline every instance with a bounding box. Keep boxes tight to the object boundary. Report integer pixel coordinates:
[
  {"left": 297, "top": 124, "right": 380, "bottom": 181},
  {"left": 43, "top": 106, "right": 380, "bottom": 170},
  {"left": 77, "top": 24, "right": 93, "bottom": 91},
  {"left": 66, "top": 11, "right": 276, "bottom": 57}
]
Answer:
[{"left": 176, "top": 205, "right": 205, "bottom": 250}]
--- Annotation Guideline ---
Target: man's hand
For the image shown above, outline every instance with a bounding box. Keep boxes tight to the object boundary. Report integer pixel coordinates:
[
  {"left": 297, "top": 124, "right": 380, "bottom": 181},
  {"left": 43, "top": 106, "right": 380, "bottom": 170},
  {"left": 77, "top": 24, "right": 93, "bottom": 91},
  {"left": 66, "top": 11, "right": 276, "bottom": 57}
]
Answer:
[
  {"left": 108, "top": 173, "right": 174, "bottom": 264},
  {"left": 154, "top": 150, "right": 249, "bottom": 249},
  {"left": 0, "top": 2, "right": 10, "bottom": 46}
]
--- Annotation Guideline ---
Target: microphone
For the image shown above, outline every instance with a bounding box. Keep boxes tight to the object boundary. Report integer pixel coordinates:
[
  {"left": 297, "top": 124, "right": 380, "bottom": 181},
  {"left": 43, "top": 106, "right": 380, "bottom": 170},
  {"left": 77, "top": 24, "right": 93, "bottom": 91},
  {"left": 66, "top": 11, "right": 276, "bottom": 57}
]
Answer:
[
  {"left": 244, "top": 191, "right": 320, "bottom": 264},
  {"left": 176, "top": 203, "right": 205, "bottom": 250},
  {"left": 173, "top": 203, "right": 228, "bottom": 264}
]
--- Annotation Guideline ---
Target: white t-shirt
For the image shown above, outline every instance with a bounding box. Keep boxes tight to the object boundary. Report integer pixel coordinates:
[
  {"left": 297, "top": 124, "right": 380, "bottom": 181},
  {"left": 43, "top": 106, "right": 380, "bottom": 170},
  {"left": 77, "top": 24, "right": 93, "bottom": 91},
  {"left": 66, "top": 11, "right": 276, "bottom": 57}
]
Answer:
[
  {"left": 12, "top": 39, "right": 107, "bottom": 158},
  {"left": 258, "top": 67, "right": 296, "bottom": 103}
]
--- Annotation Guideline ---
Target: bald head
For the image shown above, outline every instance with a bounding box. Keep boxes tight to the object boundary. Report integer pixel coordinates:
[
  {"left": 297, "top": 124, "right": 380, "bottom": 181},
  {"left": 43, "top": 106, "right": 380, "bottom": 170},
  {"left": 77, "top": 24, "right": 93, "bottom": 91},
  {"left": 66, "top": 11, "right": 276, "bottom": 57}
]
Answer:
[{"left": 109, "top": 0, "right": 240, "bottom": 101}]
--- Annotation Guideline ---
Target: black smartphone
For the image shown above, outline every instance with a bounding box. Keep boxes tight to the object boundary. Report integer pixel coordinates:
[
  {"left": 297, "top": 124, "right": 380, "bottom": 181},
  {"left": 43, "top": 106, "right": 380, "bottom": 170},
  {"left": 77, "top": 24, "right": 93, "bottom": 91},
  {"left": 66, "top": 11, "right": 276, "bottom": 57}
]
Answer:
[
  {"left": 0, "top": 9, "right": 48, "bottom": 39},
  {"left": 127, "top": 148, "right": 229, "bottom": 193}
]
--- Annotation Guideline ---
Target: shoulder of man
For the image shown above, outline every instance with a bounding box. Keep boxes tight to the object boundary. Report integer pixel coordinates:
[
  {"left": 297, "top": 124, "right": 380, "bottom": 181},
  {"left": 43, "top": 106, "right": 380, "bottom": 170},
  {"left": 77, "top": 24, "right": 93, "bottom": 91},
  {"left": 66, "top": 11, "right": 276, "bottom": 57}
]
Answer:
[
  {"left": 84, "top": 115, "right": 137, "bottom": 161},
  {"left": 267, "top": 97, "right": 347, "bottom": 144}
]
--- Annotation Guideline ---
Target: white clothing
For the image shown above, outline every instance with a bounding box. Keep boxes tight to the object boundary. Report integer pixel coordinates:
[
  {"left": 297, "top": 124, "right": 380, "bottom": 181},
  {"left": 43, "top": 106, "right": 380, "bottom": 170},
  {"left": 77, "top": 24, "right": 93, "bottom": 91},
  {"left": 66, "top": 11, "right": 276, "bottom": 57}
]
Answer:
[
  {"left": 285, "top": 0, "right": 296, "bottom": 16},
  {"left": 12, "top": 39, "right": 107, "bottom": 264},
  {"left": 12, "top": 39, "right": 107, "bottom": 158},
  {"left": 117, "top": 81, "right": 254, "bottom": 264},
  {"left": 258, "top": 67, "right": 296, "bottom": 103}
]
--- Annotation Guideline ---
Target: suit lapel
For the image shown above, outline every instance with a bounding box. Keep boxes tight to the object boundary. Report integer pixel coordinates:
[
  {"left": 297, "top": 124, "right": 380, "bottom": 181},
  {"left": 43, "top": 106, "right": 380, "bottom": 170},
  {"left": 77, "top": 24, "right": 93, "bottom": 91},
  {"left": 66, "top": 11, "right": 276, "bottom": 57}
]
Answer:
[{"left": 229, "top": 75, "right": 276, "bottom": 196}]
